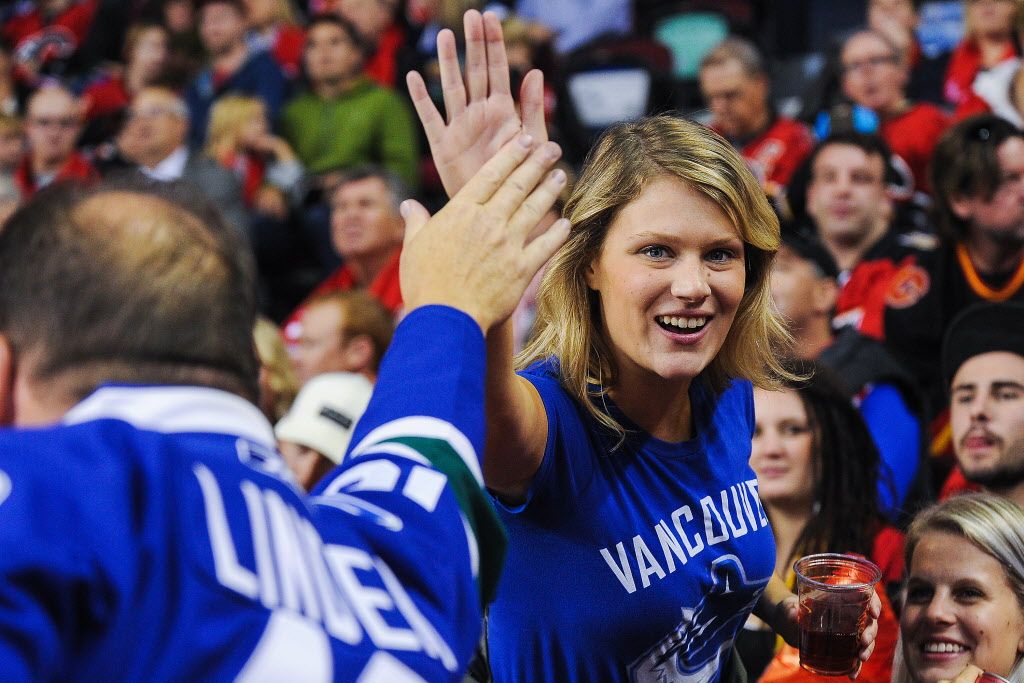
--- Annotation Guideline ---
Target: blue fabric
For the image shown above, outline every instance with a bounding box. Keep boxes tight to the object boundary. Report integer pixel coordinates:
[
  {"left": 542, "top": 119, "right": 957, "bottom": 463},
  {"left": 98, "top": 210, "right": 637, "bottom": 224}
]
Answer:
[
  {"left": 859, "top": 382, "right": 920, "bottom": 518},
  {"left": 0, "top": 305, "right": 495, "bottom": 681},
  {"left": 487, "top": 359, "right": 776, "bottom": 683},
  {"left": 185, "top": 50, "right": 289, "bottom": 147}
]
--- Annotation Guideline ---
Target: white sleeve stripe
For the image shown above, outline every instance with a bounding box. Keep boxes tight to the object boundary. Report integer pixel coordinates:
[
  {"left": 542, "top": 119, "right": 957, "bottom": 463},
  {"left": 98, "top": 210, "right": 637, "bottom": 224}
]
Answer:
[{"left": 348, "top": 416, "right": 482, "bottom": 485}]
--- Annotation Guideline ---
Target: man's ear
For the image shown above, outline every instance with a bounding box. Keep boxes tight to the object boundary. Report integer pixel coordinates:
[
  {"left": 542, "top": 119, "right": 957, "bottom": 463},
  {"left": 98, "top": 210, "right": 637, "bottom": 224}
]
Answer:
[
  {"left": 0, "top": 335, "right": 15, "bottom": 426},
  {"left": 948, "top": 195, "right": 975, "bottom": 222},
  {"left": 343, "top": 334, "right": 375, "bottom": 374}
]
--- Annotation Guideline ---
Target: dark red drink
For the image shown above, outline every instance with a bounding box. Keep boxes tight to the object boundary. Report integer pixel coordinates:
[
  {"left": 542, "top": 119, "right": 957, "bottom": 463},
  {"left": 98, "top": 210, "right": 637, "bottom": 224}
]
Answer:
[{"left": 798, "top": 629, "right": 860, "bottom": 676}]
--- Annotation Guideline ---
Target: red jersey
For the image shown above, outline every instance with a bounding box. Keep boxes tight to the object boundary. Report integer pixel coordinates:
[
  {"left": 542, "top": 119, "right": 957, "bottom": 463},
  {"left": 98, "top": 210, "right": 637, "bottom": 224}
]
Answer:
[
  {"left": 944, "top": 38, "right": 1017, "bottom": 107},
  {"left": 13, "top": 151, "right": 97, "bottom": 199},
  {"left": 270, "top": 24, "right": 305, "bottom": 80},
  {"left": 879, "top": 103, "right": 950, "bottom": 194},
  {"left": 720, "top": 116, "right": 814, "bottom": 194},
  {"left": 364, "top": 24, "right": 404, "bottom": 88},
  {"left": 2, "top": 0, "right": 98, "bottom": 84},
  {"left": 283, "top": 247, "right": 403, "bottom": 343},
  {"left": 82, "top": 75, "right": 129, "bottom": 120}
]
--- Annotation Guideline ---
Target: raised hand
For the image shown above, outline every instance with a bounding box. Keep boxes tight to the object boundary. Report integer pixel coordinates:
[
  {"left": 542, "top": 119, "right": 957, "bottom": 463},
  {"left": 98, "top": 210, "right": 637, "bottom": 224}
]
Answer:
[
  {"left": 406, "top": 10, "right": 547, "bottom": 197},
  {"left": 398, "top": 135, "right": 569, "bottom": 332}
]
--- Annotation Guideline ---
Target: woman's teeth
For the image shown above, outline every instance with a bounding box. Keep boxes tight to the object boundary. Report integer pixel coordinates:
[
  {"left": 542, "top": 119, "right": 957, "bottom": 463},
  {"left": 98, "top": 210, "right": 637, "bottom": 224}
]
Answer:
[
  {"left": 923, "top": 642, "right": 967, "bottom": 654},
  {"left": 657, "top": 315, "right": 707, "bottom": 332}
]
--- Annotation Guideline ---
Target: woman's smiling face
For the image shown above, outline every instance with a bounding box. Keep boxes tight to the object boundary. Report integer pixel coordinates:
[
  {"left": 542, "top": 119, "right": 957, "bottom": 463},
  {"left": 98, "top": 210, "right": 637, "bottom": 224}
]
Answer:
[
  {"left": 901, "top": 530, "right": 1024, "bottom": 683},
  {"left": 584, "top": 175, "right": 746, "bottom": 388}
]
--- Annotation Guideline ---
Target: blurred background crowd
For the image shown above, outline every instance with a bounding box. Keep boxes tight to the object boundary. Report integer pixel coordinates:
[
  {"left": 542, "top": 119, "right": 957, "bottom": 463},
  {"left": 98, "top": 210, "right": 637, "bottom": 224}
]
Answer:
[{"left": 4, "top": 1, "right": 1024, "bottom": 678}]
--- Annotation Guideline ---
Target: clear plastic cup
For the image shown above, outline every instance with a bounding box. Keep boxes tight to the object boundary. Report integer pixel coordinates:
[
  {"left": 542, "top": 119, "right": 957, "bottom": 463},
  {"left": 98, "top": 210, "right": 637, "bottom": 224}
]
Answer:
[{"left": 793, "top": 553, "right": 881, "bottom": 676}]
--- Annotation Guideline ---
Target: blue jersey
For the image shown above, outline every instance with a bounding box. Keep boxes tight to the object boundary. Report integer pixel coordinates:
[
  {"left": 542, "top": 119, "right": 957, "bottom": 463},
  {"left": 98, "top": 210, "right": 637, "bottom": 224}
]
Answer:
[
  {"left": 0, "top": 305, "right": 503, "bottom": 682},
  {"left": 487, "top": 359, "right": 776, "bottom": 683}
]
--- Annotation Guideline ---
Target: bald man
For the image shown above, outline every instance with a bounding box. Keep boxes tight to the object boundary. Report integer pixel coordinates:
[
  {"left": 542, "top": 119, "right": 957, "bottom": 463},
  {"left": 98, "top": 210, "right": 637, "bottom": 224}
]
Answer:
[{"left": 117, "top": 86, "right": 248, "bottom": 236}]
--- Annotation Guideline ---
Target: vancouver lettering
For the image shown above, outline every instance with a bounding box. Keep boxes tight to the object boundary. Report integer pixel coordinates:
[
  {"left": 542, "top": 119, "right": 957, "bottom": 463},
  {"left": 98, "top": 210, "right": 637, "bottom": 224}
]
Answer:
[{"left": 599, "top": 479, "right": 769, "bottom": 594}]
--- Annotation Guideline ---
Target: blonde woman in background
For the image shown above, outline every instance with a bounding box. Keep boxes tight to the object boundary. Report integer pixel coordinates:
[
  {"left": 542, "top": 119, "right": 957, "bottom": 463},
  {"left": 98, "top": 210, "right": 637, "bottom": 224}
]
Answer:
[
  {"left": 405, "top": 10, "right": 881, "bottom": 681},
  {"left": 892, "top": 494, "right": 1024, "bottom": 683},
  {"left": 205, "top": 95, "right": 303, "bottom": 220},
  {"left": 253, "top": 316, "right": 298, "bottom": 423}
]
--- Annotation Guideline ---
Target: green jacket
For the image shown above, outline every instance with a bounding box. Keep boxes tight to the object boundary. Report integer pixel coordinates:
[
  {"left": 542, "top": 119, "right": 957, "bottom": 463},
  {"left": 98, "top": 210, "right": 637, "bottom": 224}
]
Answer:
[{"left": 281, "top": 77, "right": 419, "bottom": 189}]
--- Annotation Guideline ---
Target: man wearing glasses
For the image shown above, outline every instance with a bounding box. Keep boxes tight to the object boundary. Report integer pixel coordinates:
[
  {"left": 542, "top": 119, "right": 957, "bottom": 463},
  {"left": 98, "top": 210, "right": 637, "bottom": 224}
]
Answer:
[
  {"left": 840, "top": 29, "right": 950, "bottom": 195},
  {"left": 115, "top": 85, "right": 247, "bottom": 237},
  {"left": 14, "top": 84, "right": 96, "bottom": 199}
]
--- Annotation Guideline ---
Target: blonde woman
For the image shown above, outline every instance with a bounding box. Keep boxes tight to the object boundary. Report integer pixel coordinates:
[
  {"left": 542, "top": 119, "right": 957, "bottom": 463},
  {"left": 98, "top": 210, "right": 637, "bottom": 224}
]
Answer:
[
  {"left": 406, "top": 10, "right": 881, "bottom": 681},
  {"left": 892, "top": 494, "right": 1024, "bottom": 683},
  {"left": 253, "top": 316, "right": 298, "bottom": 423},
  {"left": 205, "top": 95, "right": 302, "bottom": 219}
]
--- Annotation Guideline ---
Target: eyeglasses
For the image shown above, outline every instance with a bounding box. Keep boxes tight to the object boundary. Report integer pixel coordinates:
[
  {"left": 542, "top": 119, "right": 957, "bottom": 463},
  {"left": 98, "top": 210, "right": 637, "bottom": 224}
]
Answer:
[
  {"left": 842, "top": 54, "right": 898, "bottom": 74},
  {"left": 28, "top": 116, "right": 79, "bottom": 129},
  {"left": 124, "top": 105, "right": 187, "bottom": 120}
]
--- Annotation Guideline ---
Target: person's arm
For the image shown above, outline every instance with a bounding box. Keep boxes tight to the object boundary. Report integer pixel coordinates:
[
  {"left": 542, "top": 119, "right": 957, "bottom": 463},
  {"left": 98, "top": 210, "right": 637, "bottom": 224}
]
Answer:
[
  {"left": 406, "top": 9, "right": 552, "bottom": 501},
  {"left": 859, "top": 383, "right": 921, "bottom": 517},
  {"left": 312, "top": 134, "right": 569, "bottom": 674}
]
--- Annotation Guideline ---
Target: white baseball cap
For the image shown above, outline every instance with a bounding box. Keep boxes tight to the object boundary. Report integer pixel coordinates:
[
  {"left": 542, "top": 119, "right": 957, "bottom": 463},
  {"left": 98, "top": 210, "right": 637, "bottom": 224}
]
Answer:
[{"left": 274, "top": 372, "right": 374, "bottom": 464}]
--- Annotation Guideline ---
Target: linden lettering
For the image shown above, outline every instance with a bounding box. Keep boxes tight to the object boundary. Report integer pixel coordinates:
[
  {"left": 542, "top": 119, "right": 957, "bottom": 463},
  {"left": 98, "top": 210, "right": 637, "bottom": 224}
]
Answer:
[
  {"left": 599, "top": 479, "right": 769, "bottom": 594},
  {"left": 193, "top": 464, "right": 458, "bottom": 672}
]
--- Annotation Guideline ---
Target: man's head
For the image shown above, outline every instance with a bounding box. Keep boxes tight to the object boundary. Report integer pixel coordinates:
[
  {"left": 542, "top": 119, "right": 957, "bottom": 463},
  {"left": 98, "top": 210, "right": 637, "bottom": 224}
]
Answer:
[
  {"left": 292, "top": 290, "right": 393, "bottom": 384},
  {"left": 769, "top": 227, "right": 840, "bottom": 337},
  {"left": 698, "top": 37, "right": 771, "bottom": 140},
  {"left": 0, "top": 180, "right": 258, "bottom": 426},
  {"left": 337, "top": 0, "right": 399, "bottom": 41},
  {"left": 931, "top": 115, "right": 1024, "bottom": 246},
  {"left": 274, "top": 371, "right": 373, "bottom": 490},
  {"left": 944, "top": 303, "right": 1024, "bottom": 496},
  {"left": 806, "top": 133, "right": 894, "bottom": 252},
  {"left": 121, "top": 87, "right": 189, "bottom": 169},
  {"left": 841, "top": 30, "right": 908, "bottom": 114},
  {"left": 197, "top": 0, "right": 247, "bottom": 57},
  {"left": 304, "top": 14, "right": 369, "bottom": 89},
  {"left": 329, "top": 165, "right": 407, "bottom": 263},
  {"left": 24, "top": 85, "right": 82, "bottom": 171}
]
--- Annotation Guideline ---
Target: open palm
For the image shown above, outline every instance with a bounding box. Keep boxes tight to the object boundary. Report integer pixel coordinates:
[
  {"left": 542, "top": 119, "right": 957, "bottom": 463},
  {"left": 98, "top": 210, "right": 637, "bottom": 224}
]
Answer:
[{"left": 406, "top": 10, "right": 548, "bottom": 197}]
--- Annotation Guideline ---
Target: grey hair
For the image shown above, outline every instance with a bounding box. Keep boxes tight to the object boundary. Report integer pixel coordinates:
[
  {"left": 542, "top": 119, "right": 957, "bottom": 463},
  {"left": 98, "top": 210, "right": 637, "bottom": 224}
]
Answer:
[
  {"left": 892, "top": 494, "right": 1024, "bottom": 683},
  {"left": 330, "top": 164, "right": 410, "bottom": 215},
  {"left": 699, "top": 36, "right": 767, "bottom": 78}
]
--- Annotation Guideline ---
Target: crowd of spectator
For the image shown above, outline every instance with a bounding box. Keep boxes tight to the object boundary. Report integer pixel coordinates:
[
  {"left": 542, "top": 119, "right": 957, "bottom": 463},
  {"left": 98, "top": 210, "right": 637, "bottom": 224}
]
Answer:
[{"left": 3, "top": 0, "right": 1024, "bottom": 681}]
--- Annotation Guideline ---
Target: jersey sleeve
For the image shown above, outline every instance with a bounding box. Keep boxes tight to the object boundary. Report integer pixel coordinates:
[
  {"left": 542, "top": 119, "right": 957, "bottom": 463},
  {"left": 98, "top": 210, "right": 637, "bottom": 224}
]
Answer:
[{"left": 311, "top": 305, "right": 506, "bottom": 676}]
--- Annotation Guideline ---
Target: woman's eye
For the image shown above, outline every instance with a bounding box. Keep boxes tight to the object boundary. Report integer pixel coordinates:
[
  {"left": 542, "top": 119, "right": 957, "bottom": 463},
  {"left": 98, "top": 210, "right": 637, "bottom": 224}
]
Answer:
[
  {"left": 904, "top": 586, "right": 932, "bottom": 604},
  {"left": 640, "top": 246, "right": 669, "bottom": 259},
  {"left": 706, "top": 248, "right": 736, "bottom": 263},
  {"left": 781, "top": 424, "right": 808, "bottom": 436}
]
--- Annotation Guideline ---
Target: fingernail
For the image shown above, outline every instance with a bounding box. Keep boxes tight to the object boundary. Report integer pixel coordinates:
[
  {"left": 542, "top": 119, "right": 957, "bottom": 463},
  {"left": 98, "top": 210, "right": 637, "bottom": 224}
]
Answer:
[
  {"left": 551, "top": 169, "right": 566, "bottom": 184},
  {"left": 554, "top": 218, "right": 571, "bottom": 231},
  {"left": 400, "top": 200, "right": 411, "bottom": 218},
  {"left": 545, "top": 142, "right": 561, "bottom": 159},
  {"left": 518, "top": 134, "right": 533, "bottom": 148}
]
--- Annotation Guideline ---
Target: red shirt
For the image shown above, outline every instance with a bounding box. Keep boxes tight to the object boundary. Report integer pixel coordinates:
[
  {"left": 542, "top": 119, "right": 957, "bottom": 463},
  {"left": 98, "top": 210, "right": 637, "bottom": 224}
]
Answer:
[
  {"left": 270, "top": 24, "right": 305, "bottom": 80},
  {"left": 283, "top": 247, "right": 403, "bottom": 343},
  {"left": 13, "top": 151, "right": 97, "bottom": 199},
  {"left": 2, "top": 0, "right": 98, "bottom": 84},
  {"left": 879, "top": 103, "right": 950, "bottom": 195},
  {"left": 364, "top": 24, "right": 405, "bottom": 88},
  {"left": 944, "top": 38, "right": 1017, "bottom": 107},
  {"left": 716, "top": 117, "right": 814, "bottom": 195}
]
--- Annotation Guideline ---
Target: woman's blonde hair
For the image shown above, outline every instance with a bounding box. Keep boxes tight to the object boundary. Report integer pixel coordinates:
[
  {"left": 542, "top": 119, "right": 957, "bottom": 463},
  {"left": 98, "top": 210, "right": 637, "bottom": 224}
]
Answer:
[
  {"left": 254, "top": 316, "right": 299, "bottom": 422},
  {"left": 517, "top": 115, "right": 792, "bottom": 438},
  {"left": 205, "top": 95, "right": 265, "bottom": 162},
  {"left": 891, "top": 494, "right": 1024, "bottom": 683}
]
